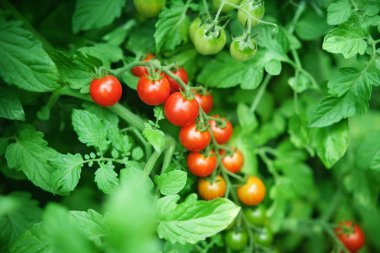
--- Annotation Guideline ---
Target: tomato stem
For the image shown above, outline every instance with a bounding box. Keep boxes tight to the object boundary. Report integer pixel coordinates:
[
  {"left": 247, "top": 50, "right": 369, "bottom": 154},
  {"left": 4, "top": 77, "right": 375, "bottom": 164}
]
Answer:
[
  {"left": 144, "top": 150, "right": 161, "bottom": 177},
  {"left": 249, "top": 74, "right": 272, "bottom": 113}
]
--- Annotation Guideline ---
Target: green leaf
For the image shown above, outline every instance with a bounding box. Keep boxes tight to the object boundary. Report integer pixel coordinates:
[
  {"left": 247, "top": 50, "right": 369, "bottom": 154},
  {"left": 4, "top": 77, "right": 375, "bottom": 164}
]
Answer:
[
  {"left": 9, "top": 223, "right": 51, "bottom": 253},
  {"left": 72, "top": 0, "right": 126, "bottom": 33},
  {"left": 370, "top": 151, "right": 380, "bottom": 172},
  {"left": 296, "top": 10, "right": 331, "bottom": 40},
  {"left": 157, "top": 194, "right": 240, "bottom": 244},
  {"left": 143, "top": 124, "right": 166, "bottom": 153},
  {"left": 78, "top": 43, "right": 123, "bottom": 65},
  {"left": 5, "top": 127, "right": 62, "bottom": 194},
  {"left": 281, "top": 163, "right": 313, "bottom": 197},
  {"left": 155, "top": 170, "right": 187, "bottom": 195},
  {"left": 95, "top": 163, "right": 119, "bottom": 194},
  {"left": 0, "top": 87, "right": 24, "bottom": 121},
  {"left": 237, "top": 103, "right": 258, "bottom": 132},
  {"left": 49, "top": 153, "right": 83, "bottom": 194},
  {"left": 197, "top": 52, "right": 264, "bottom": 89},
  {"left": 0, "top": 138, "right": 8, "bottom": 156},
  {"left": 132, "top": 147, "right": 144, "bottom": 161},
  {"left": 310, "top": 120, "right": 350, "bottom": 168},
  {"left": 288, "top": 72, "right": 313, "bottom": 93},
  {"left": 322, "top": 17, "right": 367, "bottom": 59},
  {"left": 327, "top": 0, "right": 352, "bottom": 25},
  {"left": 155, "top": 1, "right": 191, "bottom": 52},
  {"left": 327, "top": 68, "right": 369, "bottom": 96},
  {"left": 0, "top": 18, "right": 59, "bottom": 92},
  {"left": 126, "top": 21, "right": 156, "bottom": 53},
  {"left": 288, "top": 115, "right": 314, "bottom": 156},
  {"left": 255, "top": 26, "right": 290, "bottom": 61},
  {"left": 0, "top": 192, "right": 42, "bottom": 252},
  {"left": 120, "top": 167, "right": 154, "bottom": 191},
  {"left": 72, "top": 110, "right": 109, "bottom": 151},
  {"left": 264, "top": 59, "right": 282, "bottom": 76}
]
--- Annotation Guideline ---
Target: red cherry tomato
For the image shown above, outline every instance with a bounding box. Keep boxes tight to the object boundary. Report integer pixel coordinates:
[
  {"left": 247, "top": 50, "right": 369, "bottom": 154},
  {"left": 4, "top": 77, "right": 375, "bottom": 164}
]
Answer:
[
  {"left": 90, "top": 75, "right": 122, "bottom": 107},
  {"left": 164, "top": 92, "right": 199, "bottom": 126},
  {"left": 137, "top": 75, "right": 170, "bottom": 105},
  {"left": 187, "top": 151, "right": 217, "bottom": 177},
  {"left": 209, "top": 115, "right": 233, "bottom": 144},
  {"left": 221, "top": 149, "right": 244, "bottom": 173},
  {"left": 198, "top": 175, "right": 226, "bottom": 200},
  {"left": 195, "top": 91, "right": 213, "bottom": 114},
  {"left": 166, "top": 67, "right": 188, "bottom": 92},
  {"left": 179, "top": 123, "right": 211, "bottom": 151},
  {"left": 237, "top": 176, "right": 266, "bottom": 206},
  {"left": 335, "top": 221, "right": 365, "bottom": 253},
  {"left": 131, "top": 53, "right": 155, "bottom": 77}
]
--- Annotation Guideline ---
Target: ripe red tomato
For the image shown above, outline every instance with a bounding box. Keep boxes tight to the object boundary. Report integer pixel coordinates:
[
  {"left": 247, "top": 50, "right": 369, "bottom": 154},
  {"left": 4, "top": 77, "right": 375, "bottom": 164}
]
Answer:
[
  {"left": 166, "top": 67, "right": 188, "bottom": 92},
  {"left": 131, "top": 53, "right": 155, "bottom": 77},
  {"left": 237, "top": 176, "right": 266, "bottom": 206},
  {"left": 221, "top": 149, "right": 244, "bottom": 173},
  {"left": 198, "top": 175, "right": 226, "bottom": 200},
  {"left": 164, "top": 92, "right": 199, "bottom": 126},
  {"left": 90, "top": 75, "right": 122, "bottom": 107},
  {"left": 187, "top": 151, "right": 217, "bottom": 177},
  {"left": 335, "top": 221, "right": 365, "bottom": 253},
  {"left": 209, "top": 115, "right": 233, "bottom": 144},
  {"left": 179, "top": 123, "right": 211, "bottom": 151},
  {"left": 137, "top": 75, "right": 170, "bottom": 105},
  {"left": 195, "top": 91, "right": 213, "bottom": 114}
]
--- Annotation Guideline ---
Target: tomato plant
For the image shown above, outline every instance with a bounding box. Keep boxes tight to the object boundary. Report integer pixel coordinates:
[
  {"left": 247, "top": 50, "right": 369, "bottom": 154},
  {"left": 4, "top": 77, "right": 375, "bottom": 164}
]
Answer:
[{"left": 1, "top": 0, "right": 380, "bottom": 253}]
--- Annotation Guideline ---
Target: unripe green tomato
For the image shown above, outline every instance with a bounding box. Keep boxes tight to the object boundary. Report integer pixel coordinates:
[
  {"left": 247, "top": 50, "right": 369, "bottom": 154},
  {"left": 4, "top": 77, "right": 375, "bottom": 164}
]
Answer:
[
  {"left": 133, "top": 0, "right": 166, "bottom": 17},
  {"left": 244, "top": 206, "right": 267, "bottom": 226},
  {"left": 225, "top": 230, "right": 248, "bottom": 251},
  {"left": 230, "top": 37, "right": 257, "bottom": 61},
  {"left": 189, "top": 17, "right": 201, "bottom": 42},
  {"left": 254, "top": 226, "right": 273, "bottom": 246},
  {"left": 212, "top": 0, "right": 241, "bottom": 13},
  {"left": 192, "top": 25, "right": 226, "bottom": 55},
  {"left": 237, "top": 0, "right": 265, "bottom": 27}
]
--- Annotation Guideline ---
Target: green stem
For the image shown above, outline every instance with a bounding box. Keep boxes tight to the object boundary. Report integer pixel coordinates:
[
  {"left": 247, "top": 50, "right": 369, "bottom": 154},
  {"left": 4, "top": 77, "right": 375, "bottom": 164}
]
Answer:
[
  {"left": 287, "top": 0, "right": 306, "bottom": 34},
  {"left": 144, "top": 150, "right": 161, "bottom": 177},
  {"left": 130, "top": 127, "right": 152, "bottom": 161},
  {"left": 249, "top": 74, "right": 272, "bottom": 113},
  {"left": 161, "top": 140, "right": 176, "bottom": 173},
  {"left": 202, "top": 0, "right": 211, "bottom": 17},
  {"left": 320, "top": 188, "right": 342, "bottom": 223},
  {"left": 108, "top": 104, "right": 146, "bottom": 131}
]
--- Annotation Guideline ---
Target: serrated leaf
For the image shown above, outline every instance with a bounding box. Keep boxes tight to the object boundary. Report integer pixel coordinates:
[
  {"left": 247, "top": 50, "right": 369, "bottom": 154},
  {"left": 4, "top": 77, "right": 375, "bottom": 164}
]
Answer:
[
  {"left": 155, "top": 1, "right": 191, "bottom": 52},
  {"left": 296, "top": 10, "right": 331, "bottom": 40},
  {"left": 322, "top": 17, "right": 367, "bottom": 59},
  {"left": 157, "top": 194, "right": 240, "bottom": 244},
  {"left": 143, "top": 124, "right": 166, "bottom": 153},
  {"left": 95, "top": 163, "right": 119, "bottom": 194},
  {"left": 126, "top": 21, "right": 156, "bottom": 53},
  {"left": 9, "top": 223, "right": 51, "bottom": 253},
  {"left": 78, "top": 43, "right": 123, "bottom": 66},
  {"left": 310, "top": 120, "right": 350, "bottom": 168},
  {"left": 0, "top": 87, "right": 24, "bottom": 121},
  {"left": 327, "top": 68, "right": 369, "bottom": 96},
  {"left": 72, "top": 110, "right": 109, "bottom": 151},
  {"left": 155, "top": 170, "right": 187, "bottom": 195},
  {"left": 72, "top": 0, "right": 125, "bottom": 33},
  {"left": 0, "top": 18, "right": 59, "bottom": 92},
  {"left": 288, "top": 72, "right": 313, "bottom": 93},
  {"left": 49, "top": 153, "right": 83, "bottom": 193},
  {"left": 156, "top": 195, "right": 180, "bottom": 218},
  {"left": 255, "top": 26, "right": 291, "bottom": 61},
  {"left": 237, "top": 103, "right": 257, "bottom": 132},
  {"left": 327, "top": 0, "right": 352, "bottom": 25},
  {"left": 288, "top": 115, "right": 314, "bottom": 156}
]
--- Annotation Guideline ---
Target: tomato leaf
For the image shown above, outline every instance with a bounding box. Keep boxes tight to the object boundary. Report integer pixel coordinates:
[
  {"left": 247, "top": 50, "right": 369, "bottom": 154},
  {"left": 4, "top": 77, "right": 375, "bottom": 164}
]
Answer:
[
  {"left": 155, "top": 170, "right": 187, "bottom": 195},
  {"left": 143, "top": 124, "right": 166, "bottom": 153},
  {"left": 157, "top": 194, "right": 240, "bottom": 244},
  {"left": 0, "top": 87, "right": 24, "bottom": 121},
  {"left": 94, "top": 163, "right": 119, "bottom": 194},
  {"left": 327, "top": 0, "right": 352, "bottom": 25}
]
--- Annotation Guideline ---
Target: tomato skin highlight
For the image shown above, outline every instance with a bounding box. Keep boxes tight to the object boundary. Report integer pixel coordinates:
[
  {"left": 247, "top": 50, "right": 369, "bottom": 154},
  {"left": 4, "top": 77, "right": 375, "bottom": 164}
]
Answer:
[
  {"left": 187, "top": 151, "right": 217, "bottom": 177},
  {"left": 209, "top": 116, "right": 233, "bottom": 144},
  {"left": 193, "top": 25, "right": 226, "bottom": 55},
  {"left": 335, "top": 221, "right": 365, "bottom": 253},
  {"left": 90, "top": 75, "right": 122, "bottom": 107},
  {"left": 166, "top": 68, "right": 188, "bottom": 92},
  {"left": 225, "top": 230, "right": 248, "bottom": 251},
  {"left": 221, "top": 149, "right": 244, "bottom": 173},
  {"left": 164, "top": 92, "right": 199, "bottom": 126},
  {"left": 137, "top": 75, "right": 170, "bottom": 105},
  {"left": 198, "top": 175, "right": 226, "bottom": 200},
  {"left": 133, "top": 0, "right": 166, "bottom": 17},
  {"left": 131, "top": 53, "right": 155, "bottom": 77},
  {"left": 179, "top": 123, "right": 211, "bottom": 151},
  {"left": 195, "top": 92, "right": 214, "bottom": 114},
  {"left": 237, "top": 0, "right": 265, "bottom": 27},
  {"left": 237, "top": 176, "right": 266, "bottom": 206}
]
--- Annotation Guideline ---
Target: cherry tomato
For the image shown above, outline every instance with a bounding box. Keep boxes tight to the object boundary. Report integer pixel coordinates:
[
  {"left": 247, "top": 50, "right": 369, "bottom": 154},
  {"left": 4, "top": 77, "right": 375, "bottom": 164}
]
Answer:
[
  {"left": 187, "top": 151, "right": 217, "bottom": 177},
  {"left": 335, "top": 221, "right": 365, "bottom": 253},
  {"left": 195, "top": 91, "right": 213, "bottom": 114},
  {"left": 189, "top": 17, "right": 201, "bottom": 42},
  {"left": 244, "top": 206, "right": 268, "bottom": 226},
  {"left": 212, "top": 0, "right": 241, "bottom": 13},
  {"left": 164, "top": 92, "right": 199, "bottom": 126},
  {"left": 137, "top": 75, "right": 170, "bottom": 105},
  {"left": 238, "top": 0, "right": 265, "bottom": 27},
  {"left": 90, "top": 75, "right": 122, "bottom": 107},
  {"left": 192, "top": 24, "right": 226, "bottom": 55},
  {"left": 230, "top": 37, "right": 257, "bottom": 62},
  {"left": 254, "top": 226, "right": 273, "bottom": 246},
  {"left": 225, "top": 230, "right": 248, "bottom": 251},
  {"left": 131, "top": 53, "right": 155, "bottom": 77},
  {"left": 166, "top": 67, "right": 188, "bottom": 92},
  {"left": 237, "top": 176, "right": 266, "bottom": 206},
  {"left": 198, "top": 175, "right": 226, "bottom": 200},
  {"left": 209, "top": 115, "right": 233, "bottom": 144},
  {"left": 221, "top": 149, "right": 244, "bottom": 173},
  {"left": 133, "top": 0, "right": 166, "bottom": 17},
  {"left": 179, "top": 123, "right": 211, "bottom": 151}
]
